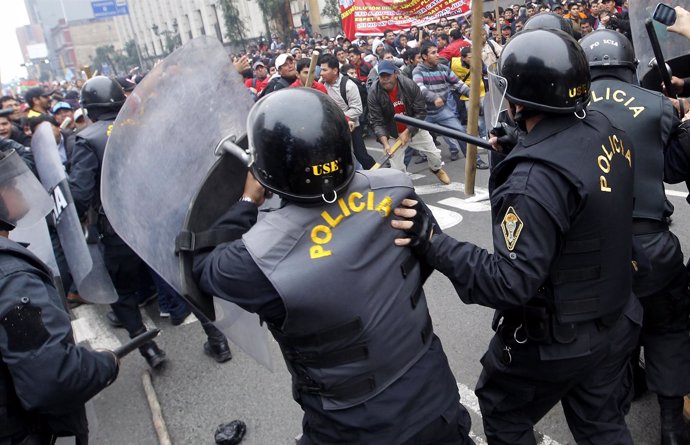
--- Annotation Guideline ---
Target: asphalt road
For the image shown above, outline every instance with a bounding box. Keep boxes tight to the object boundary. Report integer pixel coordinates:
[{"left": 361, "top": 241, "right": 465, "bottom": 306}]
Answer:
[{"left": 68, "top": 140, "right": 690, "bottom": 445}]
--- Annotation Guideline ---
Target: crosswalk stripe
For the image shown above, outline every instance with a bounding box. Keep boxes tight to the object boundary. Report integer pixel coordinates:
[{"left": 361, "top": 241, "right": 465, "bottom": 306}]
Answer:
[
  {"left": 666, "top": 189, "right": 687, "bottom": 198},
  {"left": 71, "top": 305, "right": 121, "bottom": 350},
  {"left": 438, "top": 197, "right": 491, "bottom": 212},
  {"left": 414, "top": 182, "right": 489, "bottom": 196},
  {"left": 427, "top": 205, "right": 463, "bottom": 230}
]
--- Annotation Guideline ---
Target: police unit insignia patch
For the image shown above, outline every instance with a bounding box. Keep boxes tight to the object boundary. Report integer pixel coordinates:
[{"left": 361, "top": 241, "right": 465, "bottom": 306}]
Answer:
[{"left": 501, "top": 206, "right": 523, "bottom": 251}]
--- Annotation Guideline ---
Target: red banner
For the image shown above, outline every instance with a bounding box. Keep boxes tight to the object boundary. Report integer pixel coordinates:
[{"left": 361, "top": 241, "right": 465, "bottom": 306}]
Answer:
[{"left": 340, "top": 0, "right": 470, "bottom": 40}]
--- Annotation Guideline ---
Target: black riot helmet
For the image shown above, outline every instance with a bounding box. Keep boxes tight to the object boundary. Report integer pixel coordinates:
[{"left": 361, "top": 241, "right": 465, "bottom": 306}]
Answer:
[
  {"left": 580, "top": 29, "right": 637, "bottom": 83},
  {"left": 523, "top": 12, "right": 575, "bottom": 37},
  {"left": 248, "top": 88, "right": 355, "bottom": 203},
  {"left": 498, "top": 28, "right": 590, "bottom": 114},
  {"left": 79, "top": 76, "right": 126, "bottom": 117}
]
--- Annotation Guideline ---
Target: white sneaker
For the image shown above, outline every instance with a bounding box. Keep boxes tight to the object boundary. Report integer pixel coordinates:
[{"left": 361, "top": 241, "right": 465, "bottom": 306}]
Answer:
[{"left": 159, "top": 312, "right": 170, "bottom": 318}]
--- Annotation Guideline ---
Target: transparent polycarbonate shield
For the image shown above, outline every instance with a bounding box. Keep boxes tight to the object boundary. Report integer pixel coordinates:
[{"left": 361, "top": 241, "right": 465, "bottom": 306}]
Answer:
[
  {"left": 484, "top": 70, "right": 509, "bottom": 130},
  {"left": 101, "top": 36, "right": 273, "bottom": 370},
  {"left": 0, "top": 150, "right": 53, "bottom": 230},
  {"left": 10, "top": 218, "right": 59, "bottom": 277},
  {"left": 31, "top": 122, "right": 117, "bottom": 304},
  {"left": 629, "top": 0, "right": 690, "bottom": 90}
]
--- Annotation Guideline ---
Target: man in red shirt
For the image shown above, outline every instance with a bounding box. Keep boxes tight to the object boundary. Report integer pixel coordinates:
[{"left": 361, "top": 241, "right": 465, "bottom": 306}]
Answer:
[
  {"left": 290, "top": 58, "right": 328, "bottom": 94},
  {"left": 367, "top": 60, "right": 450, "bottom": 183},
  {"left": 347, "top": 47, "right": 373, "bottom": 83},
  {"left": 245, "top": 60, "right": 269, "bottom": 96},
  {"left": 438, "top": 28, "right": 470, "bottom": 60}
]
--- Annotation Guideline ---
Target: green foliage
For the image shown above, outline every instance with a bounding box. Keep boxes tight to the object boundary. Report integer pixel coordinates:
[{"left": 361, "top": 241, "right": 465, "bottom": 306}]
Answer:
[
  {"left": 257, "top": 0, "right": 292, "bottom": 43},
  {"left": 322, "top": 0, "right": 342, "bottom": 26},
  {"left": 219, "top": 0, "right": 248, "bottom": 45},
  {"left": 123, "top": 40, "right": 140, "bottom": 68},
  {"left": 161, "top": 31, "right": 182, "bottom": 55},
  {"left": 92, "top": 42, "right": 143, "bottom": 75},
  {"left": 92, "top": 45, "right": 120, "bottom": 76}
]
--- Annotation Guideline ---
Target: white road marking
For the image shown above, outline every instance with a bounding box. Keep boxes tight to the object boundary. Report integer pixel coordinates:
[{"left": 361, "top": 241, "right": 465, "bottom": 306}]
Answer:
[
  {"left": 414, "top": 182, "right": 489, "bottom": 196},
  {"left": 666, "top": 189, "right": 687, "bottom": 198},
  {"left": 71, "top": 305, "right": 121, "bottom": 350},
  {"left": 71, "top": 306, "right": 200, "bottom": 351},
  {"left": 457, "top": 382, "right": 562, "bottom": 445},
  {"left": 427, "top": 205, "right": 463, "bottom": 230},
  {"left": 408, "top": 173, "right": 425, "bottom": 180},
  {"left": 439, "top": 197, "right": 491, "bottom": 212},
  {"left": 180, "top": 313, "right": 199, "bottom": 326}
]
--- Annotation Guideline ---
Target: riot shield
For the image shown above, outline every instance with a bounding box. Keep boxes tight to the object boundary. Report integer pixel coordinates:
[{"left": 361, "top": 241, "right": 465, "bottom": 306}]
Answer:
[
  {"left": 484, "top": 70, "right": 509, "bottom": 131},
  {"left": 101, "top": 36, "right": 273, "bottom": 370},
  {"left": 10, "top": 219, "right": 59, "bottom": 277},
  {"left": 31, "top": 122, "right": 118, "bottom": 304},
  {"left": 630, "top": 1, "right": 690, "bottom": 90}
]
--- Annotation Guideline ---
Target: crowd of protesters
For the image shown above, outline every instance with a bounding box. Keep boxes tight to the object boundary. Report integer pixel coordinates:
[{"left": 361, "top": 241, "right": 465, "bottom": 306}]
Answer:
[{"left": 228, "top": 0, "right": 631, "bottom": 170}]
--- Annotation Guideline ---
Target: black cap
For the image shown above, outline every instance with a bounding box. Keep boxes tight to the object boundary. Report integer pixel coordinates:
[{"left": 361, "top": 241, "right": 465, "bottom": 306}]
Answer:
[{"left": 24, "top": 87, "right": 52, "bottom": 106}]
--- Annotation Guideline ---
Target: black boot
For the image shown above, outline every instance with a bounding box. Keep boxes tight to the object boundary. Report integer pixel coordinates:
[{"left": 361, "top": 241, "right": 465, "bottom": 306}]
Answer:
[
  {"left": 139, "top": 341, "right": 167, "bottom": 369},
  {"left": 660, "top": 396, "right": 690, "bottom": 445},
  {"left": 204, "top": 338, "right": 232, "bottom": 363}
]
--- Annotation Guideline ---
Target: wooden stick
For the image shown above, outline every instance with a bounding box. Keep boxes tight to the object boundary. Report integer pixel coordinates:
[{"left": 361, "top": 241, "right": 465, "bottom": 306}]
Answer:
[
  {"left": 305, "top": 50, "right": 320, "bottom": 88},
  {"left": 371, "top": 138, "right": 404, "bottom": 170},
  {"left": 142, "top": 370, "right": 172, "bottom": 445},
  {"left": 465, "top": 0, "right": 485, "bottom": 197}
]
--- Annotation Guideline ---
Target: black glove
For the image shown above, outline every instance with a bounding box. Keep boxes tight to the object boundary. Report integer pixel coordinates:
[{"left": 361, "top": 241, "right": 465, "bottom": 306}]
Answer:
[
  {"left": 404, "top": 200, "right": 435, "bottom": 256},
  {"left": 490, "top": 122, "right": 520, "bottom": 155}
]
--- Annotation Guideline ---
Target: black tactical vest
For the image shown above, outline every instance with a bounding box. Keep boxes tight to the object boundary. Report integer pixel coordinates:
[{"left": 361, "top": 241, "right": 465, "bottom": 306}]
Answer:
[
  {"left": 0, "top": 238, "right": 54, "bottom": 439},
  {"left": 493, "top": 111, "right": 634, "bottom": 324},
  {"left": 243, "top": 170, "right": 433, "bottom": 410},
  {"left": 588, "top": 77, "right": 670, "bottom": 221},
  {"left": 75, "top": 119, "right": 113, "bottom": 168}
]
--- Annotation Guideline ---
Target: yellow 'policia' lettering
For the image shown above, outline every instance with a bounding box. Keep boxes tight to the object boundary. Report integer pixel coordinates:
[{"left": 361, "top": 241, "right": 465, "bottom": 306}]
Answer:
[
  {"left": 590, "top": 88, "right": 645, "bottom": 118},
  {"left": 309, "top": 191, "right": 393, "bottom": 259},
  {"left": 597, "top": 133, "right": 632, "bottom": 193}
]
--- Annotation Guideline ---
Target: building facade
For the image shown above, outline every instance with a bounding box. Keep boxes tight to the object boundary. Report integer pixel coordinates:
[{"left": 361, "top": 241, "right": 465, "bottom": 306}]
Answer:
[
  {"left": 112, "top": 0, "right": 340, "bottom": 61},
  {"left": 51, "top": 18, "right": 123, "bottom": 78}
]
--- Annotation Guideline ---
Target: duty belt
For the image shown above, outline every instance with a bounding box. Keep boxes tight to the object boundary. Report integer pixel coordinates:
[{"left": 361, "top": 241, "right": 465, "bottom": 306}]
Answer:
[{"left": 498, "top": 300, "right": 622, "bottom": 345}]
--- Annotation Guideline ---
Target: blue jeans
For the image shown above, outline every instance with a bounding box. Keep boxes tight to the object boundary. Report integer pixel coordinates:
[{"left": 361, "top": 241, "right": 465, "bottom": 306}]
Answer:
[
  {"left": 150, "top": 270, "right": 189, "bottom": 319},
  {"left": 425, "top": 106, "right": 480, "bottom": 161}
]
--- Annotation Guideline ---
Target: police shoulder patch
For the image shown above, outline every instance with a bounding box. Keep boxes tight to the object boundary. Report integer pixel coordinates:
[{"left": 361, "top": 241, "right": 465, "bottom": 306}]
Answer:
[{"left": 500, "top": 206, "right": 523, "bottom": 252}]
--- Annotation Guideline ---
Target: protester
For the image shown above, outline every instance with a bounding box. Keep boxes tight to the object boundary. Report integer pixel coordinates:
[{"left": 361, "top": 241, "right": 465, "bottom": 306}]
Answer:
[
  {"left": 320, "top": 54, "right": 376, "bottom": 169},
  {"left": 368, "top": 60, "right": 450, "bottom": 182}
]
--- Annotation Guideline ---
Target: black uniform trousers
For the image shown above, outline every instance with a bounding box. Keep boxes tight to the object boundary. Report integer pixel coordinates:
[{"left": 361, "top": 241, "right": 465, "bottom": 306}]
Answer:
[
  {"left": 102, "top": 236, "right": 150, "bottom": 337},
  {"left": 350, "top": 125, "right": 376, "bottom": 169},
  {"left": 633, "top": 230, "right": 690, "bottom": 397},
  {"left": 476, "top": 304, "right": 640, "bottom": 445},
  {"left": 298, "top": 401, "right": 474, "bottom": 445}
]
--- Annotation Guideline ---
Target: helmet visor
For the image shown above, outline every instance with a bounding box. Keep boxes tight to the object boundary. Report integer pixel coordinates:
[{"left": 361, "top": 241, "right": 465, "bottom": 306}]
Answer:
[
  {"left": 0, "top": 150, "right": 53, "bottom": 229},
  {"left": 485, "top": 70, "right": 509, "bottom": 130}
]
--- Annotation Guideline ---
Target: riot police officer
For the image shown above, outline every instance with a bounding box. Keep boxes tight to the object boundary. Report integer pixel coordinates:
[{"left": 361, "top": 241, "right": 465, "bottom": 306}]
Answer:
[
  {"left": 395, "top": 29, "right": 642, "bottom": 444},
  {"left": 582, "top": 29, "right": 690, "bottom": 445},
  {"left": 69, "top": 76, "right": 166, "bottom": 369},
  {"left": 0, "top": 149, "right": 118, "bottom": 444},
  {"left": 193, "top": 88, "right": 473, "bottom": 444}
]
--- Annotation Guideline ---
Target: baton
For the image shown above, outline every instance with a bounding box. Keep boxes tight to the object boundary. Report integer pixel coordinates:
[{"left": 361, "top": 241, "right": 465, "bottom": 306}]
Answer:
[
  {"left": 113, "top": 328, "right": 161, "bottom": 359},
  {"left": 371, "top": 139, "right": 404, "bottom": 170},
  {"left": 645, "top": 19, "right": 677, "bottom": 99},
  {"left": 393, "top": 114, "right": 493, "bottom": 150},
  {"left": 305, "top": 50, "right": 320, "bottom": 88}
]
